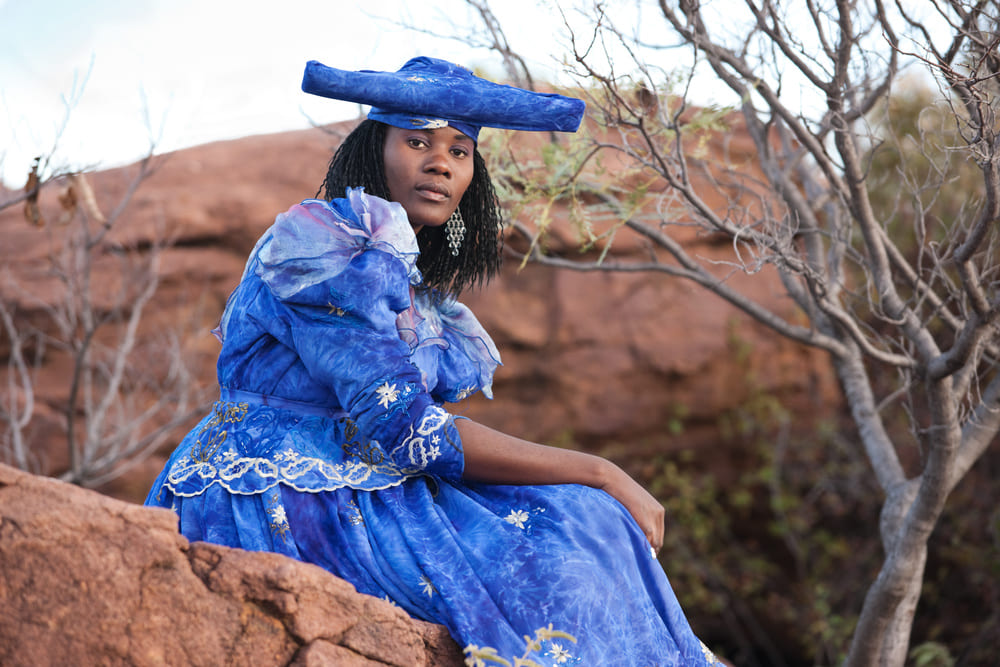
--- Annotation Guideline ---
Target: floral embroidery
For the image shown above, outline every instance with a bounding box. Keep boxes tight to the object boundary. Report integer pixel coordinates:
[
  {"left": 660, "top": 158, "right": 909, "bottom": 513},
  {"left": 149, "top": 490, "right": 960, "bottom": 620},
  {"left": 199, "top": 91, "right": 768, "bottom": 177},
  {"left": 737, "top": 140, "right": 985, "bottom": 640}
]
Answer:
[
  {"left": 265, "top": 491, "right": 291, "bottom": 539},
  {"left": 375, "top": 382, "right": 400, "bottom": 408},
  {"left": 464, "top": 625, "right": 577, "bottom": 667},
  {"left": 415, "top": 407, "right": 450, "bottom": 436},
  {"left": 419, "top": 575, "right": 437, "bottom": 598},
  {"left": 372, "top": 379, "right": 420, "bottom": 420},
  {"left": 389, "top": 406, "right": 459, "bottom": 469},
  {"left": 505, "top": 509, "right": 530, "bottom": 530},
  {"left": 189, "top": 401, "right": 249, "bottom": 464},
  {"left": 346, "top": 499, "right": 365, "bottom": 526},
  {"left": 454, "top": 385, "right": 477, "bottom": 400},
  {"left": 504, "top": 506, "right": 546, "bottom": 532},
  {"left": 463, "top": 646, "right": 504, "bottom": 667},
  {"left": 341, "top": 420, "right": 387, "bottom": 468},
  {"left": 548, "top": 643, "right": 572, "bottom": 664}
]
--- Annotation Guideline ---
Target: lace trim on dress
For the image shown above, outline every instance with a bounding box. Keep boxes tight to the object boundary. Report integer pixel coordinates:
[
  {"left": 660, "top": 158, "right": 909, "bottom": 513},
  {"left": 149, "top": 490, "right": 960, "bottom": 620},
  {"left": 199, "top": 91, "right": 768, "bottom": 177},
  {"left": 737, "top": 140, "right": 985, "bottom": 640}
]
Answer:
[{"left": 162, "top": 398, "right": 462, "bottom": 497}]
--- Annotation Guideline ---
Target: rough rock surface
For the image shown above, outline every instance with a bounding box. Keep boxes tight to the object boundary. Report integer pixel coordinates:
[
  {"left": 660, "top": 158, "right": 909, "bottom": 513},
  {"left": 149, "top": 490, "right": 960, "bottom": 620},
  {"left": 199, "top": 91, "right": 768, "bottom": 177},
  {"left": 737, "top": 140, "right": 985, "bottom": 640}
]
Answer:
[{"left": 0, "top": 462, "right": 463, "bottom": 666}]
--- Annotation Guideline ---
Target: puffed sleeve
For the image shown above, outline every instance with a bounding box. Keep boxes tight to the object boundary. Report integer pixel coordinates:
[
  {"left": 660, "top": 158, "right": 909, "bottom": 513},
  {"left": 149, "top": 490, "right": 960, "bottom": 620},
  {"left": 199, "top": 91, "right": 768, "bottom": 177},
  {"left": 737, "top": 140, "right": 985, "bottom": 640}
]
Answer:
[{"left": 252, "top": 191, "right": 465, "bottom": 480}]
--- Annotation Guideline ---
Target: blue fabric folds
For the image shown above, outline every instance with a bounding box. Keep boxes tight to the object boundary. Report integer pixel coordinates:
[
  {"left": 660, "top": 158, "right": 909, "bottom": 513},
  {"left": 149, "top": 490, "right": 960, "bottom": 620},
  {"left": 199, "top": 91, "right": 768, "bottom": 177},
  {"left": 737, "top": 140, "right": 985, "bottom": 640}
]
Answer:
[{"left": 146, "top": 190, "right": 722, "bottom": 666}]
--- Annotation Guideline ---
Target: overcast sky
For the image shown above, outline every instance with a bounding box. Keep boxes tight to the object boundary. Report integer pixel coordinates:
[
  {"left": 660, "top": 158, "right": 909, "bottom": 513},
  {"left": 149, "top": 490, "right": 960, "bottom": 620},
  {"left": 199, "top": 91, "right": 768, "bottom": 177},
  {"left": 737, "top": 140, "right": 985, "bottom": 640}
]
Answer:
[{"left": 0, "top": 0, "right": 584, "bottom": 187}]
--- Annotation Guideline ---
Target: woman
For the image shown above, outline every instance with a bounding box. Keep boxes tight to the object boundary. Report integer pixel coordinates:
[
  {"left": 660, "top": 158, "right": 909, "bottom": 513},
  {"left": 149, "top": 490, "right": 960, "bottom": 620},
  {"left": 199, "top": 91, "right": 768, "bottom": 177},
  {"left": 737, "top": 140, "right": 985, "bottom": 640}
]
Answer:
[{"left": 146, "top": 57, "right": 721, "bottom": 666}]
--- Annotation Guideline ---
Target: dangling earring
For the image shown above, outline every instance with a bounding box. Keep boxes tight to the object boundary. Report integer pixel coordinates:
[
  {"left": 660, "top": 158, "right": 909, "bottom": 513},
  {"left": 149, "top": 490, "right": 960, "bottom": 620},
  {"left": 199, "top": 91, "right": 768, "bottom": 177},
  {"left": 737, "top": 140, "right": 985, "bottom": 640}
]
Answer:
[{"left": 446, "top": 208, "right": 465, "bottom": 256}]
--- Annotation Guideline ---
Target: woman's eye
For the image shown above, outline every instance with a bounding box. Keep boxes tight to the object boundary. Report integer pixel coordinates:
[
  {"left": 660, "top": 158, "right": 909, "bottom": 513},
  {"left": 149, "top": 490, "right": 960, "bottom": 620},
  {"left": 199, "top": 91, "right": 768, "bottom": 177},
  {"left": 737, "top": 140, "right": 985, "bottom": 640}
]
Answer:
[
  {"left": 451, "top": 148, "right": 469, "bottom": 158},
  {"left": 407, "top": 138, "right": 426, "bottom": 148}
]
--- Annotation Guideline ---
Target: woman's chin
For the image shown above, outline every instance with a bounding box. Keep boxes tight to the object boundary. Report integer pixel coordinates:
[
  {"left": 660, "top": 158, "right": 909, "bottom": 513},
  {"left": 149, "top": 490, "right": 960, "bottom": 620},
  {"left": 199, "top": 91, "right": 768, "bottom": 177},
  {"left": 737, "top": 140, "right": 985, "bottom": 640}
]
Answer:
[{"left": 411, "top": 218, "right": 447, "bottom": 230}]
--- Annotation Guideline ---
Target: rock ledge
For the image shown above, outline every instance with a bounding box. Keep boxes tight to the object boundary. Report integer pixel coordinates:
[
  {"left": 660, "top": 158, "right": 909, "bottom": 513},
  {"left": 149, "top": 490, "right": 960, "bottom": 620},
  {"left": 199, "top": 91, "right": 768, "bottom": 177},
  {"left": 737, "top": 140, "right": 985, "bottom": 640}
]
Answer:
[{"left": 0, "top": 463, "right": 463, "bottom": 666}]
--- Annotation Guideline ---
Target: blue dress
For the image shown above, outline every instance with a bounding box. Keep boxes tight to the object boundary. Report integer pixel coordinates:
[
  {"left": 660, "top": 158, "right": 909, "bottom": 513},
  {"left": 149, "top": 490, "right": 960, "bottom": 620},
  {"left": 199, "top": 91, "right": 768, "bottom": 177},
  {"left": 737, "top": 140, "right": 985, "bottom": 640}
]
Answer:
[{"left": 145, "top": 188, "right": 722, "bottom": 666}]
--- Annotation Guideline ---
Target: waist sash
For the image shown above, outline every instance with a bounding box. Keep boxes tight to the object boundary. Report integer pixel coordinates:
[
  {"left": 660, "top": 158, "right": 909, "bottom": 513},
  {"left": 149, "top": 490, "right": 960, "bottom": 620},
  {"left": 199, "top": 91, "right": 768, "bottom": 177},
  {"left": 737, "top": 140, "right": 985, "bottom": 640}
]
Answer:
[{"left": 220, "top": 386, "right": 348, "bottom": 419}]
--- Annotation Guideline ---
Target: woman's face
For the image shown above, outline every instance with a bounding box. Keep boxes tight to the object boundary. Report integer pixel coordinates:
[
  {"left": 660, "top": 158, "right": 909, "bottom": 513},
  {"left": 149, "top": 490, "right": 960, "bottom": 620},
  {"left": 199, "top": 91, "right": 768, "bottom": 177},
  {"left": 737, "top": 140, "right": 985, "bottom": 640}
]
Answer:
[{"left": 382, "top": 125, "right": 475, "bottom": 231}]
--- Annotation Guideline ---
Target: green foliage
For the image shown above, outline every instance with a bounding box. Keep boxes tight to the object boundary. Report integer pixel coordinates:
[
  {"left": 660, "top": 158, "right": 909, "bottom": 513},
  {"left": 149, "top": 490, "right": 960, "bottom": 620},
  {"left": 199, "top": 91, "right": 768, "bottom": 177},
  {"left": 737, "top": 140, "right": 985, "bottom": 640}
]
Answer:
[
  {"left": 861, "top": 74, "right": 990, "bottom": 336},
  {"left": 480, "top": 79, "right": 735, "bottom": 267},
  {"left": 866, "top": 75, "right": 985, "bottom": 244},
  {"left": 908, "top": 641, "right": 955, "bottom": 667}
]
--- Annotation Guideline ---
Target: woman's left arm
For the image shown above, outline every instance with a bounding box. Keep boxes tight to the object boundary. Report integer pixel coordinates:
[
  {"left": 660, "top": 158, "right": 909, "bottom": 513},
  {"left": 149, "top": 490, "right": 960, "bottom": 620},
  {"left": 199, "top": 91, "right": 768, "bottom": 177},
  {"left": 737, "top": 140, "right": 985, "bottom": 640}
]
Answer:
[{"left": 457, "top": 418, "right": 665, "bottom": 552}]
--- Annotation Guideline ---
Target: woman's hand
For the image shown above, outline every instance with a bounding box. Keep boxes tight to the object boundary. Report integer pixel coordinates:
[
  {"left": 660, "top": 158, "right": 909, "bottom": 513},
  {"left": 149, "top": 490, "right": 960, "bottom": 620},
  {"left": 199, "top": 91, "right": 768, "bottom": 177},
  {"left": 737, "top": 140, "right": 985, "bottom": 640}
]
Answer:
[
  {"left": 458, "top": 419, "right": 665, "bottom": 552},
  {"left": 597, "top": 461, "right": 665, "bottom": 554}
]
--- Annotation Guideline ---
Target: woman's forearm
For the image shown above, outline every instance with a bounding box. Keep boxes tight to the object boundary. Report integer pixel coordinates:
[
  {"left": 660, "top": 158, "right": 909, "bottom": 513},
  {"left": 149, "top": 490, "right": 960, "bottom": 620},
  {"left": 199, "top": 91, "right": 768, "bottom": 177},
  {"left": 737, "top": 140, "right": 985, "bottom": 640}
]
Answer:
[
  {"left": 455, "top": 417, "right": 666, "bottom": 552},
  {"left": 456, "top": 418, "right": 610, "bottom": 487}
]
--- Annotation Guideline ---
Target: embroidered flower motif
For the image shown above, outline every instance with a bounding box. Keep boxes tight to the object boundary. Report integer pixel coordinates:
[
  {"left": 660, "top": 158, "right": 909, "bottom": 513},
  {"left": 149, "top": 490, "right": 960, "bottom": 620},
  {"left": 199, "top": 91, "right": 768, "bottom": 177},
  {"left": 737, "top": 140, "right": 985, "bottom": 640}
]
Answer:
[
  {"left": 427, "top": 445, "right": 441, "bottom": 460},
  {"left": 375, "top": 382, "right": 400, "bottom": 409},
  {"left": 419, "top": 575, "right": 437, "bottom": 598},
  {"left": 346, "top": 499, "right": 364, "bottom": 526},
  {"left": 269, "top": 505, "right": 288, "bottom": 525},
  {"left": 505, "top": 509, "right": 529, "bottom": 530},
  {"left": 548, "top": 643, "right": 572, "bottom": 663},
  {"left": 266, "top": 498, "right": 291, "bottom": 539}
]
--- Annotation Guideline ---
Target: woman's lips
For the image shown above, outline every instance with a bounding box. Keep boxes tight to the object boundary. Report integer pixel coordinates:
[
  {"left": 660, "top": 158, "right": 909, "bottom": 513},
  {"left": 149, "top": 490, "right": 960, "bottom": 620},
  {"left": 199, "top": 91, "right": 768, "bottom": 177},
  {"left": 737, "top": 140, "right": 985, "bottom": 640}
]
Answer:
[{"left": 416, "top": 183, "right": 450, "bottom": 202}]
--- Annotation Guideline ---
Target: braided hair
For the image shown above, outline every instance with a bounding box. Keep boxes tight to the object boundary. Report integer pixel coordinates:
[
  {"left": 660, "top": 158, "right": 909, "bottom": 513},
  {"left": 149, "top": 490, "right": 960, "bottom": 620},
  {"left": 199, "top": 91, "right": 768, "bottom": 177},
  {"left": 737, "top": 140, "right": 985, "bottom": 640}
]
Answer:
[{"left": 318, "top": 119, "right": 503, "bottom": 297}]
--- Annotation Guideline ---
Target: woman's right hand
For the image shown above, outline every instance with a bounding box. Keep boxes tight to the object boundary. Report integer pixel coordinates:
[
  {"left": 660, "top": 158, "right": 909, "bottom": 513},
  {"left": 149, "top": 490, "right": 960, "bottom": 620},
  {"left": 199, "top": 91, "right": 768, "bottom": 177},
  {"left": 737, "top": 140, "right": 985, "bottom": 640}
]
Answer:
[{"left": 597, "top": 461, "right": 665, "bottom": 554}]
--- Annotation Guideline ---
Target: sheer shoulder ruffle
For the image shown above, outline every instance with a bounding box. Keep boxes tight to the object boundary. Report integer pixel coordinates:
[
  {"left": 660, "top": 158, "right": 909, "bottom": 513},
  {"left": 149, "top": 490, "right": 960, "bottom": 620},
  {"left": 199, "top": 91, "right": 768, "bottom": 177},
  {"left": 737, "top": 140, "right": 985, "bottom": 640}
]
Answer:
[
  {"left": 257, "top": 188, "right": 421, "bottom": 300},
  {"left": 400, "top": 292, "right": 502, "bottom": 401}
]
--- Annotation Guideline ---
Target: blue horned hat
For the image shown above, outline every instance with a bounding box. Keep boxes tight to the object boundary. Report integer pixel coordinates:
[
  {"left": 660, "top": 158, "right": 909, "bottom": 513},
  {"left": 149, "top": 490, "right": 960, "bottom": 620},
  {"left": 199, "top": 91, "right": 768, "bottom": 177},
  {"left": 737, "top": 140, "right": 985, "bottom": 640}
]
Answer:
[{"left": 301, "top": 57, "right": 586, "bottom": 143}]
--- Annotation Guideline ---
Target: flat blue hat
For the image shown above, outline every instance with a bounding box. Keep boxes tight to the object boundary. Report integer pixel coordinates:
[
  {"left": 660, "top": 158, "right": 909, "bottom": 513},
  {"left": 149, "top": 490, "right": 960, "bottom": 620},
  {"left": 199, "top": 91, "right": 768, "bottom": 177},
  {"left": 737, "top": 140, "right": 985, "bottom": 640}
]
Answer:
[{"left": 301, "top": 57, "right": 586, "bottom": 142}]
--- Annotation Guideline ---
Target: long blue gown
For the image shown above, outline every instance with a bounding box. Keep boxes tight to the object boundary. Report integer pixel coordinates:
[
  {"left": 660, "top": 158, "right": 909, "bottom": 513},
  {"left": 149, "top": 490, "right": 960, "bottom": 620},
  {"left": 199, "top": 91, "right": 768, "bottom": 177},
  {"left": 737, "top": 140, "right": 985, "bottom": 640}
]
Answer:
[{"left": 145, "top": 188, "right": 722, "bottom": 666}]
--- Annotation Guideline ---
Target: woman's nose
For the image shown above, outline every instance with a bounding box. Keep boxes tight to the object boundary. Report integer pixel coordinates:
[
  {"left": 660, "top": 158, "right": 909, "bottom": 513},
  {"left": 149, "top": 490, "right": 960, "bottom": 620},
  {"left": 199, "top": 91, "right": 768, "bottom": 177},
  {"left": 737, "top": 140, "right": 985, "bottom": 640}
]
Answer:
[{"left": 423, "top": 147, "right": 452, "bottom": 177}]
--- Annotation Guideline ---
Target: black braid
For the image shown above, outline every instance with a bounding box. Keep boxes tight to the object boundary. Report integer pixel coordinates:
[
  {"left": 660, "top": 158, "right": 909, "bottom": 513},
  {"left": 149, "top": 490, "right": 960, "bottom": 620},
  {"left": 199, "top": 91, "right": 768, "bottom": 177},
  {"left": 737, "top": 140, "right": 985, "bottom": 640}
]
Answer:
[{"left": 318, "top": 120, "right": 503, "bottom": 298}]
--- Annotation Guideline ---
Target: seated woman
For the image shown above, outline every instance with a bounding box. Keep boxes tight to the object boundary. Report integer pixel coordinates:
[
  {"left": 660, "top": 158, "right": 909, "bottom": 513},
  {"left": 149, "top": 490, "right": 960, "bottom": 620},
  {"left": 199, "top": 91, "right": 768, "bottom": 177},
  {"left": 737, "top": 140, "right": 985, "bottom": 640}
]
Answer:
[{"left": 146, "top": 56, "right": 722, "bottom": 666}]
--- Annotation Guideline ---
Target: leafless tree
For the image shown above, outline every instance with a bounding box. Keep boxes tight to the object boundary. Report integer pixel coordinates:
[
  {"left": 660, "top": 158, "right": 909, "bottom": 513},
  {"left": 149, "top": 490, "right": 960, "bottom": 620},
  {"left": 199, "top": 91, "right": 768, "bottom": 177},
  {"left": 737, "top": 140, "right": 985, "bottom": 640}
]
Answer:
[
  {"left": 1, "top": 158, "right": 209, "bottom": 489},
  {"left": 437, "top": 0, "right": 998, "bottom": 665}
]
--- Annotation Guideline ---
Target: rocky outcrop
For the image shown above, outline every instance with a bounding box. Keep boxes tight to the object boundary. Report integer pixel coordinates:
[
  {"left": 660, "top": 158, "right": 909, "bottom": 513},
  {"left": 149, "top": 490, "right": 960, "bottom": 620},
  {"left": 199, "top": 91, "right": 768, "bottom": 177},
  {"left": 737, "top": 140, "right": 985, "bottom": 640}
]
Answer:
[
  {"left": 0, "top": 116, "right": 840, "bottom": 666},
  {"left": 0, "top": 462, "right": 463, "bottom": 666},
  {"left": 0, "top": 120, "right": 839, "bottom": 501}
]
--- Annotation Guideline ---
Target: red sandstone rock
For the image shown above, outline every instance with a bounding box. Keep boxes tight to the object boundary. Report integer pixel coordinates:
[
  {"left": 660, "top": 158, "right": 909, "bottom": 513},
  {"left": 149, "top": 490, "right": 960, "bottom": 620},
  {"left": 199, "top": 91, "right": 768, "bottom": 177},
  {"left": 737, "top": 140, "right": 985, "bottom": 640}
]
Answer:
[
  {"left": 0, "top": 462, "right": 463, "bottom": 666},
  {"left": 0, "top": 120, "right": 839, "bottom": 502}
]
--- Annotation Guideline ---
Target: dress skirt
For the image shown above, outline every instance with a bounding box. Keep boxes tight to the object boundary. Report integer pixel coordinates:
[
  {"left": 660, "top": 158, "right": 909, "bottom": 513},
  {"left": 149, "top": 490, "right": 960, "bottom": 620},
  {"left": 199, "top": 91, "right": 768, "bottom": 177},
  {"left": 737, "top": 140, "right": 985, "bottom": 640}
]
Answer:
[{"left": 149, "top": 462, "right": 721, "bottom": 666}]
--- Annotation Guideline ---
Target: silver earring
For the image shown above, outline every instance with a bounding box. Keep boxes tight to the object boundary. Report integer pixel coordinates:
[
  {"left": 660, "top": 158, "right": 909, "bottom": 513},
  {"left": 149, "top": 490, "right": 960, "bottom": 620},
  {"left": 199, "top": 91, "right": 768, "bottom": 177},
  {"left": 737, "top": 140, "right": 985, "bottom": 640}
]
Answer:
[{"left": 446, "top": 208, "right": 465, "bottom": 256}]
